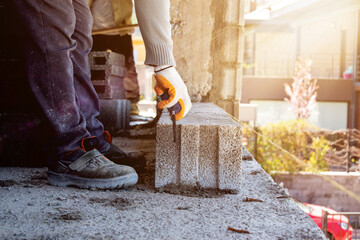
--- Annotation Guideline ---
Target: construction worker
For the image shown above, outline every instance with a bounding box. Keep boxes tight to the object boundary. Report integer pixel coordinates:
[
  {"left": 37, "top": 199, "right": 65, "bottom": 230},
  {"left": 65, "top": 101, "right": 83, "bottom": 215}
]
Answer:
[{"left": 10, "top": 0, "right": 191, "bottom": 189}]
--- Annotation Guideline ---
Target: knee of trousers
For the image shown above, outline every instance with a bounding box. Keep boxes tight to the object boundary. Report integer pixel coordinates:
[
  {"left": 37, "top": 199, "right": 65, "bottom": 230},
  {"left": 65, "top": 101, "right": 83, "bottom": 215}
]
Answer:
[{"left": 73, "top": 13, "right": 93, "bottom": 53}]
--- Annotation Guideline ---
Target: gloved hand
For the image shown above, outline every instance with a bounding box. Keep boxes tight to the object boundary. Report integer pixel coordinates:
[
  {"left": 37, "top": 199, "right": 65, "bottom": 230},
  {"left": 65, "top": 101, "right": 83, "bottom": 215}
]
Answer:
[{"left": 154, "top": 66, "right": 192, "bottom": 120}]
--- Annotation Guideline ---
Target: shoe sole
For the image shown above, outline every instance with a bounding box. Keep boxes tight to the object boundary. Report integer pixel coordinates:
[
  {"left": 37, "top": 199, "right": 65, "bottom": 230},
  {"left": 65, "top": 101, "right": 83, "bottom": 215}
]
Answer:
[{"left": 47, "top": 171, "right": 138, "bottom": 189}]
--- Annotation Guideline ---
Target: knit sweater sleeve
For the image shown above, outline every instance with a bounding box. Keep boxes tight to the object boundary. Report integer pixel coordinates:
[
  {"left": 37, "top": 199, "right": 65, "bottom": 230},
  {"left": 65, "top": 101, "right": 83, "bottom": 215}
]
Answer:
[{"left": 134, "top": 0, "right": 176, "bottom": 66}]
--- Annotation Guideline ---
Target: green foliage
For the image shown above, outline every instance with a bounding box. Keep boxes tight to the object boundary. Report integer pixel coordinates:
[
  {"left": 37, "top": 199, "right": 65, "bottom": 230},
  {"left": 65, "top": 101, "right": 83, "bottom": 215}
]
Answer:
[
  {"left": 306, "top": 137, "right": 330, "bottom": 172},
  {"left": 244, "top": 119, "right": 329, "bottom": 174}
]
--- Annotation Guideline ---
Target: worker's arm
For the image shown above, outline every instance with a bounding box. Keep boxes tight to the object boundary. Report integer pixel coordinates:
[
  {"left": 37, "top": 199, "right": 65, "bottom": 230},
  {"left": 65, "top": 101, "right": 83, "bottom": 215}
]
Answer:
[
  {"left": 134, "top": 0, "right": 175, "bottom": 66},
  {"left": 134, "top": 0, "right": 191, "bottom": 120}
]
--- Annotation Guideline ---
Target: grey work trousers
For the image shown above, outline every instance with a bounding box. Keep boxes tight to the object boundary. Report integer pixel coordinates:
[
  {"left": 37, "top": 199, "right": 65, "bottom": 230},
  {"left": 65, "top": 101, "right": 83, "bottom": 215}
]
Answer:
[{"left": 12, "top": 0, "right": 109, "bottom": 161}]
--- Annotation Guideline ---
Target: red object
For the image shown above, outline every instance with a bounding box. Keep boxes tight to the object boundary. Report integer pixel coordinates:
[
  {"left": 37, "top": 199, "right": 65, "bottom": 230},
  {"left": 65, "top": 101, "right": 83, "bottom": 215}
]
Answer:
[
  {"left": 299, "top": 202, "right": 353, "bottom": 240},
  {"left": 343, "top": 73, "right": 353, "bottom": 79}
]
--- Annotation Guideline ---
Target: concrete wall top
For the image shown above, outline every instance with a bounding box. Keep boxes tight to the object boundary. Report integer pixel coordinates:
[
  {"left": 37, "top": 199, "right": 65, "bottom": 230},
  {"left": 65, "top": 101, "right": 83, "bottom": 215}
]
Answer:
[{"left": 158, "top": 103, "right": 239, "bottom": 126}]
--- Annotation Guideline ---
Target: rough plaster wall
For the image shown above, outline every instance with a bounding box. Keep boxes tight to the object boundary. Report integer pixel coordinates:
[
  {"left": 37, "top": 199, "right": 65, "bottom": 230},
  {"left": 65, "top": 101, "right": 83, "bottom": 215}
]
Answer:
[
  {"left": 209, "top": 0, "right": 244, "bottom": 102},
  {"left": 169, "top": 0, "right": 214, "bottom": 102},
  {"left": 169, "top": 0, "right": 244, "bottom": 110}
]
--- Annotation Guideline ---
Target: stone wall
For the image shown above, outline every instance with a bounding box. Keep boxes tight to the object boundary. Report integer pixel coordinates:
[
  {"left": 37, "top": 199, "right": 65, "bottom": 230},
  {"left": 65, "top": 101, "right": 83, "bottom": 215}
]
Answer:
[{"left": 274, "top": 172, "right": 360, "bottom": 212}]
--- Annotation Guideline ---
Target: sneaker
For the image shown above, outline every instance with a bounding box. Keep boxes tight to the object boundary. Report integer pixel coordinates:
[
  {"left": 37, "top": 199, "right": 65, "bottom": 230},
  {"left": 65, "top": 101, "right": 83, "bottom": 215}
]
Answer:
[{"left": 47, "top": 149, "right": 138, "bottom": 189}]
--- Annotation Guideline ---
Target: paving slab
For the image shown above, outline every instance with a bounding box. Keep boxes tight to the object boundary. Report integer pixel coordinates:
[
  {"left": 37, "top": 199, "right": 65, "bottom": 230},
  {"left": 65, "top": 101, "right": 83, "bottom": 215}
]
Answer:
[{"left": 156, "top": 103, "right": 242, "bottom": 191}]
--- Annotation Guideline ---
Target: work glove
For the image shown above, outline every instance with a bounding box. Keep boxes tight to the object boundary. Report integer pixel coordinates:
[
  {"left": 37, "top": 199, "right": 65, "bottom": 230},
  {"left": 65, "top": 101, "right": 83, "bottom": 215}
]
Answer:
[{"left": 154, "top": 66, "right": 192, "bottom": 120}]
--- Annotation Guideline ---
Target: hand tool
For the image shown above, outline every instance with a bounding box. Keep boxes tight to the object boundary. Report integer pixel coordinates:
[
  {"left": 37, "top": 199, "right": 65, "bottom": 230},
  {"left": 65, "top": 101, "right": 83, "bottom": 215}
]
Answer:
[{"left": 160, "top": 91, "right": 181, "bottom": 143}]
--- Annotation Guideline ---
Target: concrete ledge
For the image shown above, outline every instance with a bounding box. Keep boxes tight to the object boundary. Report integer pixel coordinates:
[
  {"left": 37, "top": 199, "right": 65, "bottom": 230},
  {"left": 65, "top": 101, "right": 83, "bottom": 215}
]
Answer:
[
  {"left": 0, "top": 136, "right": 326, "bottom": 239},
  {"left": 156, "top": 103, "right": 242, "bottom": 191}
]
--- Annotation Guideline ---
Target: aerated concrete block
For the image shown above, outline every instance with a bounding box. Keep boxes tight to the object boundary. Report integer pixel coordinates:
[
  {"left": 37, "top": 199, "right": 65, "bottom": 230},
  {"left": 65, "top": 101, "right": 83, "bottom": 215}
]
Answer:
[{"left": 156, "top": 103, "right": 242, "bottom": 191}]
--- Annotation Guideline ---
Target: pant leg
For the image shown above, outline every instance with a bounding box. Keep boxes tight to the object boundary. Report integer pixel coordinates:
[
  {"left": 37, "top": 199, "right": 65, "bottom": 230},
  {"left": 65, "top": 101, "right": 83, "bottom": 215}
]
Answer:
[
  {"left": 71, "top": 0, "right": 109, "bottom": 152},
  {"left": 11, "top": 0, "right": 91, "bottom": 159}
]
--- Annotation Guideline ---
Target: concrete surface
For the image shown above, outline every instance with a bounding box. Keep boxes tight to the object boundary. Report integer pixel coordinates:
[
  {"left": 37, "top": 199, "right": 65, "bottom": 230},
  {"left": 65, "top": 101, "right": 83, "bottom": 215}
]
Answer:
[
  {"left": 0, "top": 134, "right": 325, "bottom": 239},
  {"left": 156, "top": 103, "right": 242, "bottom": 191}
]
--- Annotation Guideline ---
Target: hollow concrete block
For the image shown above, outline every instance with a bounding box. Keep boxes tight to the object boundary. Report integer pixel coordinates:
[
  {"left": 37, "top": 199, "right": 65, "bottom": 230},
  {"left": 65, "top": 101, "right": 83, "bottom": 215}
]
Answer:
[
  {"left": 89, "top": 51, "right": 126, "bottom": 99},
  {"left": 155, "top": 103, "right": 242, "bottom": 192},
  {"left": 89, "top": 51, "right": 125, "bottom": 70}
]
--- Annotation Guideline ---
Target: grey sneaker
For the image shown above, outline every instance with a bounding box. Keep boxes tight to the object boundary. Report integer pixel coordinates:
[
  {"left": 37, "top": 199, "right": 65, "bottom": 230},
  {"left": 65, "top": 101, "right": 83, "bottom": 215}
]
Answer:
[{"left": 47, "top": 149, "right": 138, "bottom": 189}]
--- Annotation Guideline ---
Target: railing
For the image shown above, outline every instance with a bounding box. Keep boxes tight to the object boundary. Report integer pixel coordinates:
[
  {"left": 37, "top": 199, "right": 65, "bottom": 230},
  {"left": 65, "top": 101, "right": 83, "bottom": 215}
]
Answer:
[
  {"left": 324, "top": 129, "right": 360, "bottom": 172},
  {"left": 243, "top": 52, "right": 356, "bottom": 79},
  {"left": 322, "top": 211, "right": 360, "bottom": 240}
]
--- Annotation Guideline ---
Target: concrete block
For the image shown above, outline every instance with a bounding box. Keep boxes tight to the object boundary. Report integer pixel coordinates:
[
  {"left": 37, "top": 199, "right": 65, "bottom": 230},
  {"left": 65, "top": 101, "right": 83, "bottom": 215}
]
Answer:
[
  {"left": 92, "top": 75, "right": 125, "bottom": 99},
  {"left": 218, "top": 125, "right": 242, "bottom": 190},
  {"left": 198, "top": 125, "right": 218, "bottom": 188},
  {"left": 180, "top": 125, "right": 200, "bottom": 186},
  {"left": 98, "top": 99, "right": 130, "bottom": 134},
  {"left": 89, "top": 51, "right": 125, "bottom": 71},
  {"left": 108, "top": 65, "right": 127, "bottom": 78},
  {"left": 156, "top": 103, "right": 242, "bottom": 191},
  {"left": 89, "top": 51, "right": 127, "bottom": 99},
  {"left": 155, "top": 123, "right": 180, "bottom": 188}
]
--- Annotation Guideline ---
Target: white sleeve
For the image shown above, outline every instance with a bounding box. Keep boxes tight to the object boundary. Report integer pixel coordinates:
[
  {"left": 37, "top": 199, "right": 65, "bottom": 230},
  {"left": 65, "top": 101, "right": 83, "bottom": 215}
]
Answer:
[{"left": 134, "top": 0, "right": 176, "bottom": 66}]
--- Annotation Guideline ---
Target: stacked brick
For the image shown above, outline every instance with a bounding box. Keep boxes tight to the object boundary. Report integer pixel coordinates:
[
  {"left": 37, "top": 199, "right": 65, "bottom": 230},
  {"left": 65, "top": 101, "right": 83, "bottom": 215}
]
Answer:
[
  {"left": 88, "top": 51, "right": 127, "bottom": 99},
  {"left": 89, "top": 51, "right": 129, "bottom": 132}
]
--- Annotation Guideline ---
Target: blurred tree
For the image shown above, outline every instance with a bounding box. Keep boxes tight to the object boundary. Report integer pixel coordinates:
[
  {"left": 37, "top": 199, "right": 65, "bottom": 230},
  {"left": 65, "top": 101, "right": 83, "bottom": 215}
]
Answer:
[{"left": 284, "top": 59, "right": 318, "bottom": 119}]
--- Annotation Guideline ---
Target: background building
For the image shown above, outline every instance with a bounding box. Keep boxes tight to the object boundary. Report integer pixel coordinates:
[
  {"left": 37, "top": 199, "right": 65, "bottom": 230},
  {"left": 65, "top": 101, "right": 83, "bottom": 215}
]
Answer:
[{"left": 243, "top": 0, "right": 360, "bottom": 130}]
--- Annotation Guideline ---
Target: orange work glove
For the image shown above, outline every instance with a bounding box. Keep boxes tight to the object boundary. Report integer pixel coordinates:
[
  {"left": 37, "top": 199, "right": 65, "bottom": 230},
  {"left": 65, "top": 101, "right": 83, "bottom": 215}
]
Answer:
[{"left": 154, "top": 66, "right": 192, "bottom": 120}]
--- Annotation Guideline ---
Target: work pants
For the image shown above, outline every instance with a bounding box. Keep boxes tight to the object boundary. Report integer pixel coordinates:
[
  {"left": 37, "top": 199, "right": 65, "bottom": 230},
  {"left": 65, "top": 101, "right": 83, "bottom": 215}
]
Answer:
[{"left": 12, "top": 0, "right": 109, "bottom": 160}]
